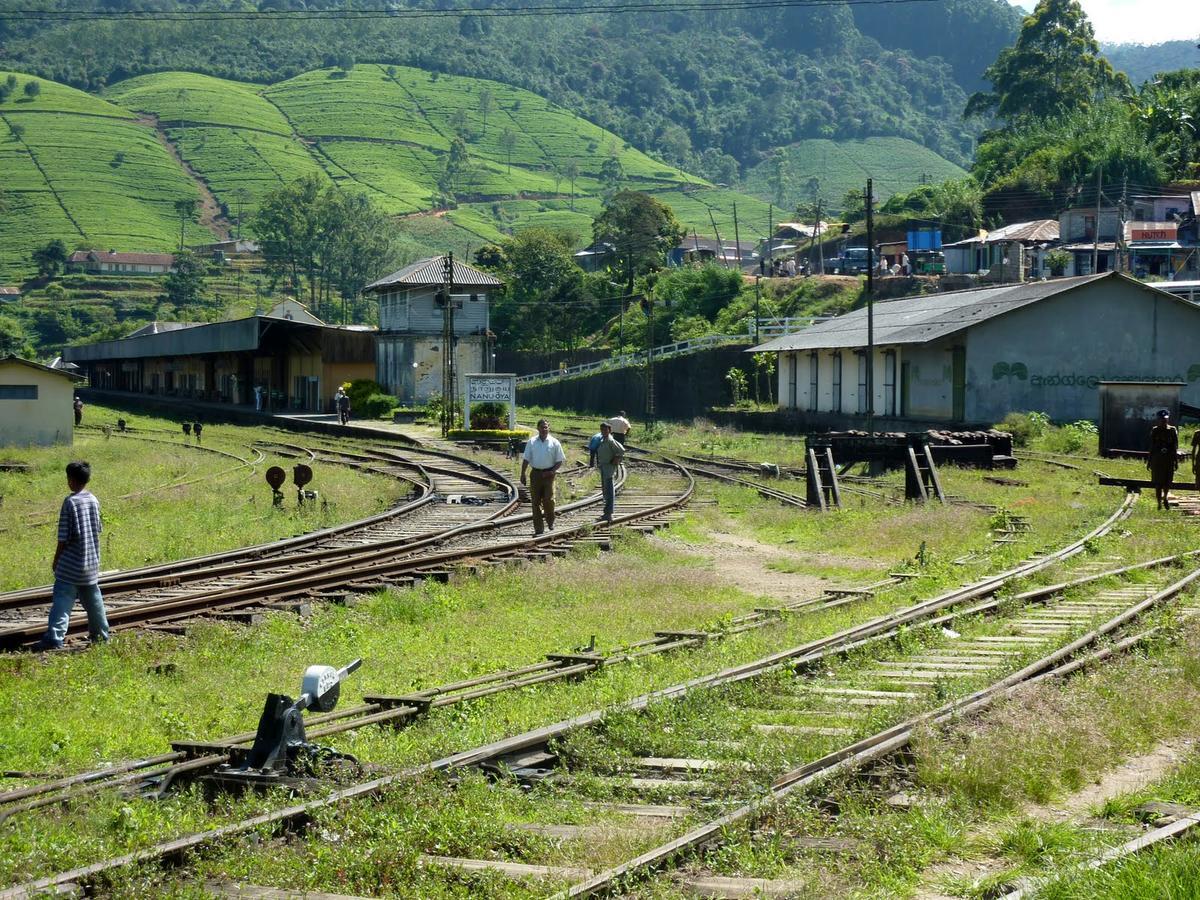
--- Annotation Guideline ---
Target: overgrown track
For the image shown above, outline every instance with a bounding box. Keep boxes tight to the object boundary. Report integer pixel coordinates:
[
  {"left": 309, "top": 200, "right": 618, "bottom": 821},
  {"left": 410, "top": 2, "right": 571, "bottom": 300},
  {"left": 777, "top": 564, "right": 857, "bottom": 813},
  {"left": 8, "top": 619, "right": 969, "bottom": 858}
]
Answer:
[
  {"left": 0, "top": 489, "right": 1142, "bottom": 897},
  {"left": 0, "top": 444, "right": 695, "bottom": 650}
]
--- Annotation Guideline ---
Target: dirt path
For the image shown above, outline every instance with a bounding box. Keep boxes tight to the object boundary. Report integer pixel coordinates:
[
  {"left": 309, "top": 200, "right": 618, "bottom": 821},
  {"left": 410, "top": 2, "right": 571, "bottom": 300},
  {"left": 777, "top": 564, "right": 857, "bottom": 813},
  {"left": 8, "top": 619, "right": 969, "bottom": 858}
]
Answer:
[
  {"left": 655, "top": 530, "right": 863, "bottom": 603},
  {"left": 137, "top": 114, "right": 230, "bottom": 240},
  {"left": 912, "top": 738, "right": 1195, "bottom": 899}
]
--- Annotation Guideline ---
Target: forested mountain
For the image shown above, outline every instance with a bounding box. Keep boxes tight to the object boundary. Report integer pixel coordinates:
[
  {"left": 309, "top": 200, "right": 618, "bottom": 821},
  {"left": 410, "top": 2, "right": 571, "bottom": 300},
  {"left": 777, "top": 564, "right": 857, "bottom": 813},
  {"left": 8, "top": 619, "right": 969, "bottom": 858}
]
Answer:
[
  {"left": 0, "top": 0, "right": 1021, "bottom": 177},
  {"left": 1102, "top": 42, "right": 1200, "bottom": 88}
]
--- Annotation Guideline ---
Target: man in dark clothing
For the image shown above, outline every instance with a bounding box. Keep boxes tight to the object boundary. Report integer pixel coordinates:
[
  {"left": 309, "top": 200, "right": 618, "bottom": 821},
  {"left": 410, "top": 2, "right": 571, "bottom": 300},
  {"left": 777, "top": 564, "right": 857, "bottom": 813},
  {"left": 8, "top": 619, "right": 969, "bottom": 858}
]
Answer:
[
  {"left": 1149, "top": 409, "right": 1179, "bottom": 510},
  {"left": 73, "top": 396, "right": 83, "bottom": 426},
  {"left": 335, "top": 388, "right": 352, "bottom": 425},
  {"left": 38, "top": 461, "right": 108, "bottom": 649}
]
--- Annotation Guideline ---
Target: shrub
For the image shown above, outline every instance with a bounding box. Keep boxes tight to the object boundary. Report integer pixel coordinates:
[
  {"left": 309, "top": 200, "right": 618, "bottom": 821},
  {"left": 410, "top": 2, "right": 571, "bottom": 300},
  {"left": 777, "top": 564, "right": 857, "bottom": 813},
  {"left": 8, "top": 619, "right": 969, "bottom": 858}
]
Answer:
[
  {"left": 357, "top": 392, "right": 398, "bottom": 419},
  {"left": 1044, "top": 419, "right": 1097, "bottom": 454},
  {"left": 346, "top": 378, "right": 384, "bottom": 409},
  {"left": 997, "top": 410, "right": 1049, "bottom": 447},
  {"left": 468, "top": 401, "right": 507, "bottom": 429}
]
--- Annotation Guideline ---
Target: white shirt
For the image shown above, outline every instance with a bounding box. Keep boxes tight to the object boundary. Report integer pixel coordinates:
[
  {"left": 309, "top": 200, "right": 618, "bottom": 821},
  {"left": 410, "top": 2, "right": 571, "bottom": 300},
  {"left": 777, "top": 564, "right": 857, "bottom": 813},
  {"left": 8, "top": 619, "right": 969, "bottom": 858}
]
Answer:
[
  {"left": 606, "top": 416, "right": 631, "bottom": 435},
  {"left": 523, "top": 434, "right": 566, "bottom": 470}
]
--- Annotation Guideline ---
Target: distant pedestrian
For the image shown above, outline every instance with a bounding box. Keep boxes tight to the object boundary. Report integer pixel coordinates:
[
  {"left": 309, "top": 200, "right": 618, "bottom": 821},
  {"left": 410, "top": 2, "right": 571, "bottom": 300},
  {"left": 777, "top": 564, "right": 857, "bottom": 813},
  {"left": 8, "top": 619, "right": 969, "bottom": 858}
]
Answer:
[
  {"left": 72, "top": 396, "right": 83, "bottom": 426},
  {"left": 335, "top": 387, "right": 351, "bottom": 425},
  {"left": 785, "top": 257, "right": 796, "bottom": 277},
  {"left": 607, "top": 410, "right": 632, "bottom": 446},
  {"left": 1149, "top": 409, "right": 1179, "bottom": 510},
  {"left": 1192, "top": 429, "right": 1200, "bottom": 490},
  {"left": 254, "top": 385, "right": 264, "bottom": 412},
  {"left": 587, "top": 429, "right": 604, "bottom": 467},
  {"left": 901, "top": 253, "right": 910, "bottom": 276},
  {"left": 38, "top": 461, "right": 108, "bottom": 650},
  {"left": 595, "top": 421, "right": 625, "bottom": 523},
  {"left": 520, "top": 418, "right": 565, "bottom": 536}
]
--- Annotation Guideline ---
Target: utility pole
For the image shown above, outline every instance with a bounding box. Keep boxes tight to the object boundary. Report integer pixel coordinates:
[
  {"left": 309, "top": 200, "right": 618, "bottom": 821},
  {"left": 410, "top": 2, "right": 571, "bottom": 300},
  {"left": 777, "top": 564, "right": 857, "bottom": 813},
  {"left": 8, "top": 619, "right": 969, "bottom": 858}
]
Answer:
[
  {"left": 644, "top": 294, "right": 655, "bottom": 425},
  {"left": 754, "top": 276, "right": 761, "bottom": 345},
  {"left": 808, "top": 199, "right": 823, "bottom": 274},
  {"left": 732, "top": 203, "right": 741, "bottom": 273},
  {"left": 1118, "top": 176, "right": 1128, "bottom": 274},
  {"left": 707, "top": 208, "right": 728, "bottom": 270},
  {"left": 621, "top": 249, "right": 633, "bottom": 353},
  {"left": 767, "top": 204, "right": 774, "bottom": 272},
  {"left": 1092, "top": 165, "right": 1103, "bottom": 275},
  {"left": 865, "top": 179, "right": 875, "bottom": 433},
  {"left": 440, "top": 252, "right": 455, "bottom": 437}
]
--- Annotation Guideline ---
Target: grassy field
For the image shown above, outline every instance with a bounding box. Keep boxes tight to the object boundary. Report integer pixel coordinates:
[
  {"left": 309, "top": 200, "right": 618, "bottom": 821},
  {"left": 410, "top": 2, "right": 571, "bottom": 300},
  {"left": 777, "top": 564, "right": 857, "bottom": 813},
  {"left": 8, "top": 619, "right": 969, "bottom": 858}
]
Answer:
[
  {"left": 0, "top": 404, "right": 407, "bottom": 591},
  {"left": 741, "top": 136, "right": 967, "bottom": 214},
  {"left": 0, "top": 72, "right": 210, "bottom": 281}
]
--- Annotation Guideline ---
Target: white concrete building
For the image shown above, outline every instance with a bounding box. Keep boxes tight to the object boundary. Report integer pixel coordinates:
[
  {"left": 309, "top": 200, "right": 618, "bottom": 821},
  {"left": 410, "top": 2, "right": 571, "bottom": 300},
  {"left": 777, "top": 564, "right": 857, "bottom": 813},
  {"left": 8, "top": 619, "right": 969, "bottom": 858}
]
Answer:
[
  {"left": 0, "top": 356, "right": 83, "bottom": 447},
  {"left": 751, "top": 273, "right": 1200, "bottom": 425}
]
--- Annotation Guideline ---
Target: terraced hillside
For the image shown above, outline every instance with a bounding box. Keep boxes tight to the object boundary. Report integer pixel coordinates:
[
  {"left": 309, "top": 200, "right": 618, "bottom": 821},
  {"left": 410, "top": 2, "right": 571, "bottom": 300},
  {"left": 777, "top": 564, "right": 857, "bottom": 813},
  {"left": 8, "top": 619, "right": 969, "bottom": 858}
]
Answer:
[
  {"left": 0, "top": 73, "right": 210, "bottom": 280},
  {"left": 742, "top": 137, "right": 968, "bottom": 214},
  {"left": 106, "top": 65, "right": 773, "bottom": 255}
]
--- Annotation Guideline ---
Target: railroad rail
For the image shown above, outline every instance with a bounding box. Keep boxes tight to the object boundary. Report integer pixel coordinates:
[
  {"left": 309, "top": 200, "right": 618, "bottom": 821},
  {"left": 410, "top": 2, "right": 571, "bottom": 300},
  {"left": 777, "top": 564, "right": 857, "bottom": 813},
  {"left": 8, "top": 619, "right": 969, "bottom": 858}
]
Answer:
[{"left": 0, "top": 488, "right": 1140, "bottom": 896}]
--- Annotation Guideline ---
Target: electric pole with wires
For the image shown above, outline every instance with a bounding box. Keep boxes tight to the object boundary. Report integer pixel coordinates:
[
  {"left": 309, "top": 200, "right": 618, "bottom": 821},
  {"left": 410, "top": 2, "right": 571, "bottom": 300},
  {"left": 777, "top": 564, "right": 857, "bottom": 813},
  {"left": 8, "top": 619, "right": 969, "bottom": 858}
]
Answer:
[
  {"left": 440, "top": 252, "right": 456, "bottom": 437},
  {"left": 865, "top": 178, "right": 875, "bottom": 433}
]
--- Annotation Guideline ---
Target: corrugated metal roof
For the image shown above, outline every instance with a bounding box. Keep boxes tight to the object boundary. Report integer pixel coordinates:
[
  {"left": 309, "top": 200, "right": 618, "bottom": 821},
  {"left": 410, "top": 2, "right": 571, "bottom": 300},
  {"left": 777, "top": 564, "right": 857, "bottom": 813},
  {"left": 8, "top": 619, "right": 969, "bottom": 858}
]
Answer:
[
  {"left": 68, "top": 250, "right": 176, "bottom": 266},
  {"left": 984, "top": 219, "right": 1059, "bottom": 243},
  {"left": 365, "top": 256, "right": 503, "bottom": 291},
  {"left": 749, "top": 273, "right": 1123, "bottom": 352},
  {"left": 125, "top": 321, "right": 198, "bottom": 338},
  {"left": 1, "top": 355, "right": 84, "bottom": 380}
]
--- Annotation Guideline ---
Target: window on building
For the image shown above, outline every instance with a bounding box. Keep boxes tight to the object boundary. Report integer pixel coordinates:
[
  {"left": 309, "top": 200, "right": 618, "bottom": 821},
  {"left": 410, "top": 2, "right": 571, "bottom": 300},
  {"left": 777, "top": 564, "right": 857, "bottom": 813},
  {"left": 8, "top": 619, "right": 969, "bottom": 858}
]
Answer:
[
  {"left": 0, "top": 385, "right": 37, "bottom": 400},
  {"left": 856, "top": 352, "right": 868, "bottom": 414},
  {"left": 831, "top": 353, "right": 842, "bottom": 413},
  {"left": 1083, "top": 215, "right": 1096, "bottom": 240},
  {"left": 883, "top": 351, "right": 897, "bottom": 416},
  {"left": 808, "top": 353, "right": 819, "bottom": 412}
]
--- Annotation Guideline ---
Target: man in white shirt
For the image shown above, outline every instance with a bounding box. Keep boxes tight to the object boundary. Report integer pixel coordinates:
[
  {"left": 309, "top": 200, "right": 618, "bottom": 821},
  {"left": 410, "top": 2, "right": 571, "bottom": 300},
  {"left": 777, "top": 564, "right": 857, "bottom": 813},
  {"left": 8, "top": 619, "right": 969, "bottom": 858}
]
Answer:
[
  {"left": 606, "top": 410, "right": 632, "bottom": 447},
  {"left": 520, "top": 418, "right": 566, "bottom": 535}
]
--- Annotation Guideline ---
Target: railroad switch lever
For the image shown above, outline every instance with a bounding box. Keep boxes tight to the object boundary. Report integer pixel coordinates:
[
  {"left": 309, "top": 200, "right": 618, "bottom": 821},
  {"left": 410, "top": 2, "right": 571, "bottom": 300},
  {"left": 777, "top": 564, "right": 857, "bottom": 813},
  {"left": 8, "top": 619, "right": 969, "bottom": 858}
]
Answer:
[{"left": 241, "top": 659, "right": 363, "bottom": 776}]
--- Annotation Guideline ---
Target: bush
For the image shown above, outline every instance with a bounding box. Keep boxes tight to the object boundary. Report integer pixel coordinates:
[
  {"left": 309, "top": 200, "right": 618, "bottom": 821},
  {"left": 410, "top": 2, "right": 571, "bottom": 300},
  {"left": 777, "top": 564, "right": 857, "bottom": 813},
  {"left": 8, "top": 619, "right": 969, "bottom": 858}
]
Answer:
[
  {"left": 357, "top": 392, "right": 399, "bottom": 419},
  {"left": 468, "top": 401, "right": 508, "bottom": 429},
  {"left": 1044, "top": 419, "right": 1098, "bottom": 454},
  {"left": 997, "top": 410, "right": 1049, "bottom": 447},
  {"left": 346, "top": 378, "right": 384, "bottom": 409}
]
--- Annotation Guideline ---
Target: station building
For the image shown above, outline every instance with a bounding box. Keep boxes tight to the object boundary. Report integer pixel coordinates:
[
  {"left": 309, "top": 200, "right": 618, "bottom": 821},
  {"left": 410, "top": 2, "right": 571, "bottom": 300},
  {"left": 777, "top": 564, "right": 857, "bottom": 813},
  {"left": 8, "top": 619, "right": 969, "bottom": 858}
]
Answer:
[
  {"left": 365, "top": 256, "right": 503, "bottom": 404},
  {"left": 0, "top": 356, "right": 83, "bottom": 447},
  {"left": 63, "top": 302, "right": 375, "bottom": 413},
  {"left": 751, "top": 272, "right": 1200, "bottom": 426}
]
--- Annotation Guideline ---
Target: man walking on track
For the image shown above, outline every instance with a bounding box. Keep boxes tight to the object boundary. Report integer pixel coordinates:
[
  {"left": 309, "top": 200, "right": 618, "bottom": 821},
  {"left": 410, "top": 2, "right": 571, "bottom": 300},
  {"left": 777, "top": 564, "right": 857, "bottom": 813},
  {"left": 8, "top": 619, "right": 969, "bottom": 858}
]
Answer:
[
  {"left": 607, "top": 410, "right": 632, "bottom": 446},
  {"left": 594, "top": 421, "right": 625, "bottom": 523},
  {"left": 38, "top": 460, "right": 109, "bottom": 650},
  {"left": 520, "top": 418, "right": 565, "bottom": 536},
  {"left": 1148, "top": 409, "right": 1179, "bottom": 510}
]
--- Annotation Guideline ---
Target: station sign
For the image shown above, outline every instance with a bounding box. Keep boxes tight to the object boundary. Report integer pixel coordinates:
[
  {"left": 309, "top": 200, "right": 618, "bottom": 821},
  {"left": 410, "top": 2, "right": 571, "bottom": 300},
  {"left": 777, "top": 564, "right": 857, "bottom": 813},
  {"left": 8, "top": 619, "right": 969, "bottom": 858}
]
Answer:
[{"left": 464, "top": 373, "right": 518, "bottom": 430}]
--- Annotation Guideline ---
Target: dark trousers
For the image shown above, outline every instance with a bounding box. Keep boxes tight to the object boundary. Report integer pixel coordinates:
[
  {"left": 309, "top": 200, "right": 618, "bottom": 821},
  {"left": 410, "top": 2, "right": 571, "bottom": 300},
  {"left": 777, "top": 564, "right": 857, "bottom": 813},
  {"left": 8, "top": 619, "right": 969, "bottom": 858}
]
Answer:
[
  {"left": 600, "top": 464, "right": 616, "bottom": 519},
  {"left": 530, "top": 469, "right": 556, "bottom": 533}
]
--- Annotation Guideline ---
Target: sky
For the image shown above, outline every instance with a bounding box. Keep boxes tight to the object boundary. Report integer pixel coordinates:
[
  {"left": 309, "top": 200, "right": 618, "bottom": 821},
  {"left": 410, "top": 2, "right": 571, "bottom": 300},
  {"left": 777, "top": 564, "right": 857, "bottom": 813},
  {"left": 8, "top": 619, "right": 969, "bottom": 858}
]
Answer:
[{"left": 1009, "top": 0, "right": 1200, "bottom": 45}]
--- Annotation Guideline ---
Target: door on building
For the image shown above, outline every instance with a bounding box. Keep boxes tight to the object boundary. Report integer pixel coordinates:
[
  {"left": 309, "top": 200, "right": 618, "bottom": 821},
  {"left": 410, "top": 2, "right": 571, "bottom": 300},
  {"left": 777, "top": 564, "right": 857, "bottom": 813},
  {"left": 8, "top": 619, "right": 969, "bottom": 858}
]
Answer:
[
  {"left": 952, "top": 346, "right": 966, "bottom": 421},
  {"left": 900, "top": 361, "right": 911, "bottom": 417}
]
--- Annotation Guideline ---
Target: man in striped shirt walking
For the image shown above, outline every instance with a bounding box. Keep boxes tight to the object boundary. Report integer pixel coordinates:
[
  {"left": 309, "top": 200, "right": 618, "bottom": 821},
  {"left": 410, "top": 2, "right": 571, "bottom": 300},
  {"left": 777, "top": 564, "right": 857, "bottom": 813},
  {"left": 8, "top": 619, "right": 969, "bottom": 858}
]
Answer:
[{"left": 37, "top": 460, "right": 109, "bottom": 650}]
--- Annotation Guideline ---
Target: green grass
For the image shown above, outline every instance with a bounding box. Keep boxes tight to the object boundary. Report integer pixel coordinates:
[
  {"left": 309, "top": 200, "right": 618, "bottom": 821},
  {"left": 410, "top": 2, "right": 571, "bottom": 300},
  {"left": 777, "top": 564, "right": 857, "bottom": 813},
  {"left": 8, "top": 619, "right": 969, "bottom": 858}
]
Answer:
[
  {"left": 0, "top": 71, "right": 208, "bottom": 280},
  {"left": 0, "top": 404, "right": 407, "bottom": 591},
  {"left": 740, "top": 136, "right": 967, "bottom": 213}
]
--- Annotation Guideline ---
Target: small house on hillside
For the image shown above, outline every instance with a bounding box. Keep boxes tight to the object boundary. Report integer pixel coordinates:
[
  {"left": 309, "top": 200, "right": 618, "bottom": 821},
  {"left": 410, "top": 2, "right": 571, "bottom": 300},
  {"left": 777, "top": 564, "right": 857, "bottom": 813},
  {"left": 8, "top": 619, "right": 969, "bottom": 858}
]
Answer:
[
  {"left": 0, "top": 286, "right": 21, "bottom": 302},
  {"left": 1057, "top": 207, "right": 1119, "bottom": 276},
  {"left": 942, "top": 220, "right": 1059, "bottom": 279},
  {"left": 750, "top": 272, "right": 1200, "bottom": 426},
  {"left": 1125, "top": 193, "right": 1199, "bottom": 280},
  {"left": 68, "top": 250, "right": 176, "bottom": 276},
  {"left": 364, "top": 256, "right": 503, "bottom": 404},
  {"left": 0, "top": 356, "right": 83, "bottom": 447},
  {"left": 670, "top": 237, "right": 758, "bottom": 267}
]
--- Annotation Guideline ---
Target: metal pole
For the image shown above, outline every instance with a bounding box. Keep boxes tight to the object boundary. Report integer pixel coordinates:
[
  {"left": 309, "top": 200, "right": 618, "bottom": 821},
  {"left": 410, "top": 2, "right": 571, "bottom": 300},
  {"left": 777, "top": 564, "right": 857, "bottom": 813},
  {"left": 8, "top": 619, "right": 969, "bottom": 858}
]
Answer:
[
  {"left": 1092, "top": 165, "right": 1102, "bottom": 275},
  {"left": 865, "top": 179, "right": 875, "bottom": 433},
  {"left": 707, "top": 208, "right": 728, "bottom": 270},
  {"left": 754, "top": 276, "right": 761, "bottom": 345},
  {"left": 808, "top": 199, "right": 822, "bottom": 274},
  {"left": 645, "top": 296, "right": 655, "bottom": 425},
  {"left": 732, "top": 203, "right": 741, "bottom": 272},
  {"left": 767, "top": 204, "right": 774, "bottom": 271}
]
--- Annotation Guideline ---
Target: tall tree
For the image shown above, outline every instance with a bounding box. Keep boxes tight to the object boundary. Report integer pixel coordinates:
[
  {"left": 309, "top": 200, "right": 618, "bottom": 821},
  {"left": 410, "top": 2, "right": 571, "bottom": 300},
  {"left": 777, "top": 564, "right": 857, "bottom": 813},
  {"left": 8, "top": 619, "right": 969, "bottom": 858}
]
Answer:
[
  {"left": 174, "top": 197, "right": 197, "bottom": 252},
  {"left": 564, "top": 160, "right": 580, "bottom": 210},
  {"left": 499, "top": 127, "right": 517, "bottom": 173},
  {"left": 477, "top": 88, "right": 494, "bottom": 131},
  {"left": 965, "top": 0, "right": 1128, "bottom": 123},
  {"left": 31, "top": 239, "right": 68, "bottom": 278},
  {"left": 592, "top": 191, "right": 685, "bottom": 277},
  {"left": 163, "top": 250, "right": 207, "bottom": 307}
]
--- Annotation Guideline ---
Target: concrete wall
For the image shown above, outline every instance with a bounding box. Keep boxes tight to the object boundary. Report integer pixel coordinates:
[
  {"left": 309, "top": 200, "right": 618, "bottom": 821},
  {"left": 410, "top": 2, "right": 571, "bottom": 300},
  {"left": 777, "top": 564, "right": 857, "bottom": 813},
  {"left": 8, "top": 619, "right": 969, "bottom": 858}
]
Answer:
[
  {"left": 777, "top": 346, "right": 910, "bottom": 418},
  {"left": 379, "top": 286, "right": 489, "bottom": 335},
  {"left": 964, "top": 280, "right": 1200, "bottom": 422},
  {"left": 517, "top": 348, "right": 753, "bottom": 420},
  {"left": 377, "top": 334, "right": 486, "bottom": 404},
  {"left": 496, "top": 348, "right": 610, "bottom": 376},
  {"left": 0, "top": 362, "right": 75, "bottom": 447}
]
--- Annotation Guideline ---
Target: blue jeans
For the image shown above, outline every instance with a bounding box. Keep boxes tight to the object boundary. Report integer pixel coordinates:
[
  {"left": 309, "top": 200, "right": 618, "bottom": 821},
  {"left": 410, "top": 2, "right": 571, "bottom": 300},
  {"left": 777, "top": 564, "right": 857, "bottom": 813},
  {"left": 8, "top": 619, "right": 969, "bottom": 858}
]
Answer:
[
  {"left": 43, "top": 579, "right": 109, "bottom": 647},
  {"left": 600, "top": 465, "right": 617, "bottom": 519}
]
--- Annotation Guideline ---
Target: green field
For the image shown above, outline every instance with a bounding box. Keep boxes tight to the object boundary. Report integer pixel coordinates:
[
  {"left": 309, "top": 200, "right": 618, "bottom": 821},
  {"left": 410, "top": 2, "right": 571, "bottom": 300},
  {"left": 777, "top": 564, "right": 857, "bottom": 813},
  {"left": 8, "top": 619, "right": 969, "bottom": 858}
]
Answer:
[
  {"left": 0, "top": 72, "right": 209, "bottom": 280},
  {"left": 1, "top": 63, "right": 779, "bottom": 281},
  {"left": 741, "top": 137, "right": 967, "bottom": 214}
]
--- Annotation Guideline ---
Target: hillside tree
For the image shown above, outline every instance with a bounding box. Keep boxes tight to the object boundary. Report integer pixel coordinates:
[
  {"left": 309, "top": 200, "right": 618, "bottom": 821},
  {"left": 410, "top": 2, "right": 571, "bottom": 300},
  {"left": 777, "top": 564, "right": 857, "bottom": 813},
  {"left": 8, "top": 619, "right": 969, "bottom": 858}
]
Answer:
[
  {"left": 965, "top": 0, "right": 1128, "bottom": 123},
  {"left": 31, "top": 239, "right": 68, "bottom": 278},
  {"left": 592, "top": 190, "right": 685, "bottom": 277},
  {"left": 174, "top": 197, "right": 197, "bottom": 252},
  {"left": 564, "top": 160, "right": 580, "bottom": 209},
  {"left": 499, "top": 127, "right": 517, "bottom": 173},
  {"left": 23, "top": 80, "right": 39, "bottom": 98},
  {"left": 164, "top": 250, "right": 207, "bottom": 307},
  {"left": 477, "top": 88, "right": 494, "bottom": 130}
]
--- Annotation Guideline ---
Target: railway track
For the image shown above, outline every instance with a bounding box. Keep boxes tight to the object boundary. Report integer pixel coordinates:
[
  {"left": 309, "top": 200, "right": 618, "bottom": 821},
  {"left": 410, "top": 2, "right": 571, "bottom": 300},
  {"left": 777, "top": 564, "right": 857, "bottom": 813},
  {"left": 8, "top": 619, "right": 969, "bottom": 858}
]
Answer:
[{"left": 0, "top": 487, "right": 1145, "bottom": 897}]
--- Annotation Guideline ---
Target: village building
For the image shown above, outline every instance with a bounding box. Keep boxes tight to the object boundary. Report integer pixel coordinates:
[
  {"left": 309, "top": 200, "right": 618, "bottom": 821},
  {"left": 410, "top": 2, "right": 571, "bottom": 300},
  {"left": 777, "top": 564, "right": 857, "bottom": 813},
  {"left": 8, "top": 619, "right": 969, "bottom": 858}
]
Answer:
[
  {"left": 1125, "top": 193, "right": 1199, "bottom": 280},
  {"left": 365, "top": 256, "right": 503, "bottom": 405},
  {"left": 0, "top": 356, "right": 83, "bottom": 447},
  {"left": 63, "top": 301, "right": 374, "bottom": 413},
  {"left": 942, "top": 220, "right": 1060, "bottom": 279},
  {"left": 67, "top": 250, "right": 176, "bottom": 276},
  {"left": 1055, "top": 206, "right": 1120, "bottom": 276},
  {"left": 0, "top": 286, "right": 21, "bottom": 302},
  {"left": 670, "top": 237, "right": 758, "bottom": 268},
  {"left": 751, "top": 273, "right": 1200, "bottom": 426}
]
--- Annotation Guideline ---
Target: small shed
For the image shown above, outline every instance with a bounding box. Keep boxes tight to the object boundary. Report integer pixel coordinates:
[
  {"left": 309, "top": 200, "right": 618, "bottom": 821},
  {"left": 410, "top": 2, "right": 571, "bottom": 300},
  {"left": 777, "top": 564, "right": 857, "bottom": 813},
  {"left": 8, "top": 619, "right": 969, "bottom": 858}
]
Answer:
[
  {"left": 1098, "top": 381, "right": 1185, "bottom": 456},
  {"left": 0, "top": 356, "right": 84, "bottom": 447}
]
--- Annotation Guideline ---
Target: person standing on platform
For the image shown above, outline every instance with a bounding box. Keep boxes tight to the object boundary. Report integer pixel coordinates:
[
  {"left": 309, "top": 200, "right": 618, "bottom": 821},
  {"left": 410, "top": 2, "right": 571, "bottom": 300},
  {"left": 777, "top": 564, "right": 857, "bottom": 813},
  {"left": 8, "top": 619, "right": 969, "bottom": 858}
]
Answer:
[
  {"left": 607, "top": 410, "right": 632, "bottom": 446},
  {"left": 594, "top": 421, "right": 625, "bottom": 523},
  {"left": 38, "top": 461, "right": 108, "bottom": 650},
  {"left": 335, "top": 387, "right": 351, "bottom": 425},
  {"left": 520, "top": 418, "right": 565, "bottom": 536},
  {"left": 1149, "top": 409, "right": 1179, "bottom": 510},
  {"left": 254, "top": 384, "right": 264, "bottom": 412}
]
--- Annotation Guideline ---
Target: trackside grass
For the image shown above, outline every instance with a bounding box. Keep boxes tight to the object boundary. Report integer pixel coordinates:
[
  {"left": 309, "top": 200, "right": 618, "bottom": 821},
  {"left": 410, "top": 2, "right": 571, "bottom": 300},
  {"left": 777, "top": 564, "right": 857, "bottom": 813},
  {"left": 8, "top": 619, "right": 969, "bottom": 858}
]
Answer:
[{"left": 0, "top": 404, "right": 406, "bottom": 591}]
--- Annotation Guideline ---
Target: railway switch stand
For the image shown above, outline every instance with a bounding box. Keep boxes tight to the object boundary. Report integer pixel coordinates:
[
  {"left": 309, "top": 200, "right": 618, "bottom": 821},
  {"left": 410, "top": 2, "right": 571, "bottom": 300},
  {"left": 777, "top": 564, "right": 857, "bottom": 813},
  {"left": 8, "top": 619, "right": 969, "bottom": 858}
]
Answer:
[{"left": 208, "top": 659, "right": 363, "bottom": 791}]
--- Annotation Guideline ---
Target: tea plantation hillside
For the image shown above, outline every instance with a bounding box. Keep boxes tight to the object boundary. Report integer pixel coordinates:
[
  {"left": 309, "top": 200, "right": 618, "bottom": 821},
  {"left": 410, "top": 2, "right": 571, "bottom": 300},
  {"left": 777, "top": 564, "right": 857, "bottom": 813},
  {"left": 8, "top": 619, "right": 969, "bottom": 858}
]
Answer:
[
  {"left": 742, "top": 138, "right": 968, "bottom": 214},
  {"left": 0, "top": 72, "right": 210, "bottom": 280}
]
